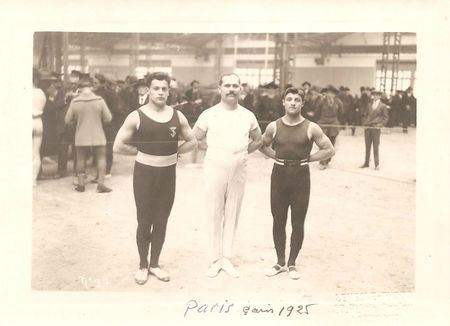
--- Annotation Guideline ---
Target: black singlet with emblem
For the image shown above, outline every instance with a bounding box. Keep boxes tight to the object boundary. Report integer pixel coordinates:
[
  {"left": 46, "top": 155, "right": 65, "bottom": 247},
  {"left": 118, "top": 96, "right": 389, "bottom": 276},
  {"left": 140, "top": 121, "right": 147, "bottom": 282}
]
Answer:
[{"left": 135, "top": 108, "right": 180, "bottom": 156}]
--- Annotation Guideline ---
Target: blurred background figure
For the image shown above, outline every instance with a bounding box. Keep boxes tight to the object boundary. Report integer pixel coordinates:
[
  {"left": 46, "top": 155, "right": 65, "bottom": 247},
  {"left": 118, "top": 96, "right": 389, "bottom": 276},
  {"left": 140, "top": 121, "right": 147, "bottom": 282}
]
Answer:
[
  {"left": 239, "top": 83, "right": 255, "bottom": 113},
  {"left": 65, "top": 77, "right": 113, "bottom": 193},
  {"left": 400, "top": 87, "right": 416, "bottom": 133},
  {"left": 184, "top": 80, "right": 204, "bottom": 125},
  {"left": 315, "top": 85, "right": 343, "bottom": 169},
  {"left": 255, "top": 81, "right": 283, "bottom": 132},
  {"left": 32, "top": 68, "right": 47, "bottom": 186}
]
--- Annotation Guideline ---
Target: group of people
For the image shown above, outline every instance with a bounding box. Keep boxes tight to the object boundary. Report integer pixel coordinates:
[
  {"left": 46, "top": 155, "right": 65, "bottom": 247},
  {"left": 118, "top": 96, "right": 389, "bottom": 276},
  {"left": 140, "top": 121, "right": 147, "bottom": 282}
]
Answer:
[
  {"left": 111, "top": 72, "right": 335, "bottom": 284},
  {"left": 32, "top": 67, "right": 415, "bottom": 284}
]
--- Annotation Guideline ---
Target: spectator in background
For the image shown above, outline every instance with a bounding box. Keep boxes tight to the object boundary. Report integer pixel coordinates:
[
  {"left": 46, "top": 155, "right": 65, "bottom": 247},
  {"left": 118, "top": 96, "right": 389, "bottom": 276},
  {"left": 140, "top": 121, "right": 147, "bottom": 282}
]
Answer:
[
  {"left": 37, "top": 71, "right": 58, "bottom": 179},
  {"left": 93, "top": 74, "right": 119, "bottom": 177},
  {"left": 255, "top": 81, "right": 283, "bottom": 132},
  {"left": 337, "top": 86, "right": 353, "bottom": 130},
  {"left": 184, "top": 80, "right": 204, "bottom": 123},
  {"left": 315, "top": 85, "right": 343, "bottom": 170},
  {"left": 129, "top": 78, "right": 149, "bottom": 112},
  {"left": 117, "top": 76, "right": 137, "bottom": 126},
  {"left": 359, "top": 90, "right": 389, "bottom": 170},
  {"left": 65, "top": 77, "right": 112, "bottom": 193},
  {"left": 389, "top": 90, "right": 404, "bottom": 128},
  {"left": 238, "top": 83, "right": 255, "bottom": 112},
  {"left": 400, "top": 87, "right": 416, "bottom": 133},
  {"left": 32, "top": 68, "right": 47, "bottom": 186},
  {"left": 167, "top": 78, "right": 183, "bottom": 108}
]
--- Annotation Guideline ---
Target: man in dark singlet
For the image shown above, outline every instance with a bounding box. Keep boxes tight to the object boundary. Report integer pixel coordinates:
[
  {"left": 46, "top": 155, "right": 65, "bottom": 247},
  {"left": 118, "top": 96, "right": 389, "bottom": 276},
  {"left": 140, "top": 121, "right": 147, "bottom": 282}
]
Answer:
[
  {"left": 259, "top": 87, "right": 335, "bottom": 280},
  {"left": 113, "top": 72, "right": 197, "bottom": 285}
]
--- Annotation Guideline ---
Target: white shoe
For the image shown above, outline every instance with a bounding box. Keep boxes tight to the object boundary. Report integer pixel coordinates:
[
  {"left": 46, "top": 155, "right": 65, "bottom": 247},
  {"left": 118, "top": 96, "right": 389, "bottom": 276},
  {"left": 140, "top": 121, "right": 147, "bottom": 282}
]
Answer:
[
  {"left": 149, "top": 266, "right": 170, "bottom": 282},
  {"left": 134, "top": 268, "right": 149, "bottom": 285},
  {"left": 221, "top": 258, "right": 239, "bottom": 278},
  {"left": 206, "top": 260, "right": 222, "bottom": 278},
  {"left": 105, "top": 174, "right": 112, "bottom": 179},
  {"left": 265, "top": 264, "right": 286, "bottom": 277},
  {"left": 287, "top": 266, "right": 300, "bottom": 280}
]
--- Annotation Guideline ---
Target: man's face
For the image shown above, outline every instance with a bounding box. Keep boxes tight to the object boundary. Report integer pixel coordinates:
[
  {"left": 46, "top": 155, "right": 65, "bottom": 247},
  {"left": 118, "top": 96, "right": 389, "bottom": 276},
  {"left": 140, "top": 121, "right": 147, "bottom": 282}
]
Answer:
[
  {"left": 92, "top": 78, "right": 100, "bottom": 91},
  {"left": 192, "top": 82, "right": 199, "bottom": 91},
  {"left": 148, "top": 79, "right": 169, "bottom": 107},
  {"left": 170, "top": 80, "right": 178, "bottom": 89},
  {"left": 219, "top": 75, "right": 241, "bottom": 103},
  {"left": 372, "top": 94, "right": 381, "bottom": 101},
  {"left": 137, "top": 85, "right": 148, "bottom": 96},
  {"left": 326, "top": 91, "right": 335, "bottom": 100},
  {"left": 283, "top": 93, "right": 303, "bottom": 116},
  {"left": 303, "top": 84, "right": 310, "bottom": 91}
]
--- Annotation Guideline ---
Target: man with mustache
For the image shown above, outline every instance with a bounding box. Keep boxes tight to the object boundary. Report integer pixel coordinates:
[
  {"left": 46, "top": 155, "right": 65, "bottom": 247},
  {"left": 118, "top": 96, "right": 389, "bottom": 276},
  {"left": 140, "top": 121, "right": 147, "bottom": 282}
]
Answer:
[{"left": 194, "top": 73, "right": 263, "bottom": 278}]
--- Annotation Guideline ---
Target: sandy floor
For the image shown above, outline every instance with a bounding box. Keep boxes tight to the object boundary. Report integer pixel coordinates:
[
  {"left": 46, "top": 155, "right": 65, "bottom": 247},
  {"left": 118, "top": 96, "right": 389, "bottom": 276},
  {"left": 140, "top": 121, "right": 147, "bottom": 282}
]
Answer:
[{"left": 32, "top": 127, "right": 415, "bottom": 295}]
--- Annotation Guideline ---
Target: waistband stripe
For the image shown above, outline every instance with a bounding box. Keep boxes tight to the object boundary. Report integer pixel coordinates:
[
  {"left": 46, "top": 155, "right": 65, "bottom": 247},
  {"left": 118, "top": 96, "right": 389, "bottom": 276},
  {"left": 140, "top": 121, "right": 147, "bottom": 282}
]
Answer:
[{"left": 136, "top": 151, "right": 177, "bottom": 167}]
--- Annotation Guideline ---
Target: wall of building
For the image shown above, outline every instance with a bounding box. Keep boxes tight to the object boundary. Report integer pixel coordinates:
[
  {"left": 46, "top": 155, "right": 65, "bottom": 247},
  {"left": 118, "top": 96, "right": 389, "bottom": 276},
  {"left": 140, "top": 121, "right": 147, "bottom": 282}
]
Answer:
[{"left": 58, "top": 33, "right": 416, "bottom": 91}]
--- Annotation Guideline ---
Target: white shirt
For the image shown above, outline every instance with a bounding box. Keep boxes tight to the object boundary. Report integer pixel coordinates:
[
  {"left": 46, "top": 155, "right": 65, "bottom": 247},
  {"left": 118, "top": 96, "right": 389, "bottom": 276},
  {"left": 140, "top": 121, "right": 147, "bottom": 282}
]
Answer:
[
  {"left": 372, "top": 99, "right": 380, "bottom": 110},
  {"left": 139, "top": 94, "right": 147, "bottom": 105},
  {"left": 195, "top": 103, "right": 259, "bottom": 156}
]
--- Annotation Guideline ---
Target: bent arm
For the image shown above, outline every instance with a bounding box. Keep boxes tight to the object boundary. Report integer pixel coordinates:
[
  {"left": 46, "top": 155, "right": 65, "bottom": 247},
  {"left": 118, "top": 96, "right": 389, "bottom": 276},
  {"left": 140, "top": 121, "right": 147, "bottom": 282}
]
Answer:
[
  {"left": 177, "top": 111, "right": 197, "bottom": 154},
  {"left": 113, "top": 111, "right": 139, "bottom": 155},
  {"left": 258, "top": 122, "right": 276, "bottom": 159},
  {"left": 308, "top": 123, "right": 335, "bottom": 162},
  {"left": 247, "top": 126, "right": 263, "bottom": 154}
]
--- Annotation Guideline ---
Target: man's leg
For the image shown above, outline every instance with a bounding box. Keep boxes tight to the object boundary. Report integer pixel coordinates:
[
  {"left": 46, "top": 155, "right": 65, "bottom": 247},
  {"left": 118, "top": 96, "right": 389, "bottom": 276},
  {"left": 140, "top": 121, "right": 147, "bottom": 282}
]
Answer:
[
  {"left": 75, "top": 146, "right": 87, "bottom": 191},
  {"left": 204, "top": 161, "right": 228, "bottom": 264},
  {"left": 104, "top": 125, "right": 114, "bottom": 175},
  {"left": 133, "top": 162, "right": 154, "bottom": 270},
  {"left": 372, "top": 129, "right": 381, "bottom": 168},
  {"left": 287, "top": 168, "right": 311, "bottom": 267},
  {"left": 363, "top": 128, "right": 372, "bottom": 166},
  {"left": 57, "top": 131, "right": 69, "bottom": 176},
  {"left": 94, "top": 146, "right": 111, "bottom": 192},
  {"left": 270, "top": 165, "right": 290, "bottom": 267},
  {"left": 149, "top": 166, "right": 176, "bottom": 269},
  {"left": 223, "top": 155, "right": 247, "bottom": 261}
]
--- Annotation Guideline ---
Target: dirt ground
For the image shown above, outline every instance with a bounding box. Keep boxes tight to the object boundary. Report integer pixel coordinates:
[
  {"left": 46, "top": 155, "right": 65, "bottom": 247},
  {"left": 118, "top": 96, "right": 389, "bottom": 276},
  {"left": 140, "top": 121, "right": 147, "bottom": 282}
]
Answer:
[{"left": 32, "top": 127, "right": 415, "bottom": 296}]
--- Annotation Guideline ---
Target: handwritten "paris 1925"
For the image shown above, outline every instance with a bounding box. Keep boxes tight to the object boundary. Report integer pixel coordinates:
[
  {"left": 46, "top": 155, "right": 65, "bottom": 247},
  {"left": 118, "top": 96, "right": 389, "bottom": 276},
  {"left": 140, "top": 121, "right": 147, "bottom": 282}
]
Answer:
[{"left": 184, "top": 299, "right": 316, "bottom": 317}]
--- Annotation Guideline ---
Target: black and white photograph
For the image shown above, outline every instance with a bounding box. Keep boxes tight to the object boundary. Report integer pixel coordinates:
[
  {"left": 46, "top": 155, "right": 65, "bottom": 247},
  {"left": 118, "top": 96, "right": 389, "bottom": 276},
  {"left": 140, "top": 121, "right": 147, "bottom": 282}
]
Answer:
[{"left": 2, "top": 1, "right": 450, "bottom": 325}]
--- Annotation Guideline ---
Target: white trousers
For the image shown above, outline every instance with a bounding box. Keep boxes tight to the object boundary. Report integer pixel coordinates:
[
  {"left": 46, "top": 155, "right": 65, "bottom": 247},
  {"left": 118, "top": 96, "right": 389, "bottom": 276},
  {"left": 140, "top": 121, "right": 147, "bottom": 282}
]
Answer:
[{"left": 204, "top": 151, "right": 248, "bottom": 263}]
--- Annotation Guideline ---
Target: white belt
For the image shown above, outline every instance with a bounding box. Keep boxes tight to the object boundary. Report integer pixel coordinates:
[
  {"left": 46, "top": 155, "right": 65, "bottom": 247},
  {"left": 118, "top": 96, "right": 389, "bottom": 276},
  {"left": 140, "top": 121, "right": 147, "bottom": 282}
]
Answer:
[{"left": 135, "top": 151, "right": 177, "bottom": 167}]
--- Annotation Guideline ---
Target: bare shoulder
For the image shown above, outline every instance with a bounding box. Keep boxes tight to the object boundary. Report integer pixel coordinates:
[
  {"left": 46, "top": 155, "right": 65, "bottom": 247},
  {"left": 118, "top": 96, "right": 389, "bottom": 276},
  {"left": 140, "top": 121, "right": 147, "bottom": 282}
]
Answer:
[
  {"left": 265, "top": 121, "right": 277, "bottom": 135},
  {"left": 123, "top": 110, "right": 139, "bottom": 129},
  {"left": 308, "top": 121, "right": 324, "bottom": 139}
]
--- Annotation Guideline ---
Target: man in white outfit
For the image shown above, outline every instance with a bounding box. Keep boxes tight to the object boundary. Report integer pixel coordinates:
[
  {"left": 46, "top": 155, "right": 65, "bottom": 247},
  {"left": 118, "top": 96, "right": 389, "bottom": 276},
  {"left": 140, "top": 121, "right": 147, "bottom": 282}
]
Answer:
[{"left": 194, "top": 73, "right": 262, "bottom": 278}]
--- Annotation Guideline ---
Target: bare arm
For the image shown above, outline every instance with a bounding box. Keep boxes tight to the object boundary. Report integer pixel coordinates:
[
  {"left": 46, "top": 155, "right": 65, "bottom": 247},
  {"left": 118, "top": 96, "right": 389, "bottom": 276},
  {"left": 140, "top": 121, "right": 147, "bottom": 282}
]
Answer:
[
  {"left": 247, "top": 126, "right": 262, "bottom": 154},
  {"left": 258, "top": 121, "right": 277, "bottom": 159},
  {"left": 308, "top": 123, "right": 335, "bottom": 162},
  {"left": 177, "top": 111, "right": 197, "bottom": 154},
  {"left": 113, "top": 111, "right": 139, "bottom": 155}
]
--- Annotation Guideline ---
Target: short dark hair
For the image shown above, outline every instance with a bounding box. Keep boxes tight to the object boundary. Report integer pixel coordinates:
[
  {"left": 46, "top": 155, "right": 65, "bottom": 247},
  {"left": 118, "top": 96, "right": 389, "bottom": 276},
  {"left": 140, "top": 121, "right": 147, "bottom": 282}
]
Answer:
[
  {"left": 219, "top": 73, "right": 241, "bottom": 85},
  {"left": 79, "top": 77, "right": 93, "bottom": 88},
  {"left": 302, "top": 81, "right": 311, "bottom": 87},
  {"left": 190, "top": 80, "right": 199, "bottom": 87},
  {"left": 283, "top": 87, "right": 305, "bottom": 101},
  {"left": 147, "top": 72, "right": 171, "bottom": 87}
]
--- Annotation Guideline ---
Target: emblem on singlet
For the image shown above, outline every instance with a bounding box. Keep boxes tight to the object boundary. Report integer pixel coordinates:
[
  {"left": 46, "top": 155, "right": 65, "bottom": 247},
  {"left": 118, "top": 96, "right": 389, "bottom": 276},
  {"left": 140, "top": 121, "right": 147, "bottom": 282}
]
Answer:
[{"left": 169, "top": 127, "right": 177, "bottom": 138}]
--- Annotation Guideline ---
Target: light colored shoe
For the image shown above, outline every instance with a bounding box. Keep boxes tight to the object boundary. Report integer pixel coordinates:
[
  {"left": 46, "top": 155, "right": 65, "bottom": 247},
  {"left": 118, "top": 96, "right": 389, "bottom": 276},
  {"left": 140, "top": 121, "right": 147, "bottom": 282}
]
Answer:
[
  {"left": 149, "top": 266, "right": 170, "bottom": 282},
  {"left": 265, "top": 264, "right": 286, "bottom": 277},
  {"left": 105, "top": 174, "right": 112, "bottom": 179},
  {"left": 206, "top": 260, "right": 222, "bottom": 278},
  {"left": 288, "top": 266, "right": 300, "bottom": 280},
  {"left": 134, "top": 268, "right": 149, "bottom": 285},
  {"left": 221, "top": 258, "right": 239, "bottom": 278}
]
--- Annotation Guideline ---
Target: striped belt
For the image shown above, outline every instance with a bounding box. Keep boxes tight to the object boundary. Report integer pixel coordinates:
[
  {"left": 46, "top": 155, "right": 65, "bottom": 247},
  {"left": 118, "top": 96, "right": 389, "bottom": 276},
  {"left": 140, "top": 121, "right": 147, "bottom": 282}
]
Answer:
[
  {"left": 136, "top": 151, "right": 177, "bottom": 167},
  {"left": 274, "top": 158, "right": 309, "bottom": 166}
]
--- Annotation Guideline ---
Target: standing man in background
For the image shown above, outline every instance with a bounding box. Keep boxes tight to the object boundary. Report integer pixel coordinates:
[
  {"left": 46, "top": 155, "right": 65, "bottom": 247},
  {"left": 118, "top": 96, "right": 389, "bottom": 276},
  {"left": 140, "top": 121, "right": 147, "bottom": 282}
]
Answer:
[
  {"left": 315, "top": 86, "right": 343, "bottom": 170},
  {"left": 194, "top": 73, "right": 262, "bottom": 278},
  {"left": 113, "top": 72, "right": 197, "bottom": 285},
  {"left": 360, "top": 90, "right": 389, "bottom": 170}
]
